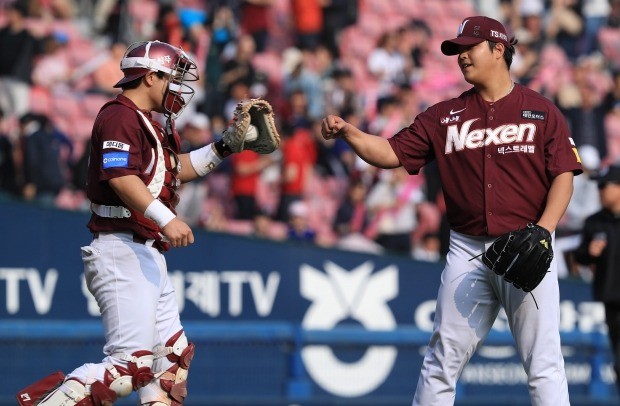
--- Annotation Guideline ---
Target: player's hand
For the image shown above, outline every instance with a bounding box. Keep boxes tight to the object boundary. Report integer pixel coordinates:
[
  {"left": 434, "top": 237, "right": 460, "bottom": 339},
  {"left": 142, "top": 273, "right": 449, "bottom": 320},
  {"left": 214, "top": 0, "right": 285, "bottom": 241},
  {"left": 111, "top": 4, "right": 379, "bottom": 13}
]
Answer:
[
  {"left": 161, "top": 218, "right": 195, "bottom": 248},
  {"left": 321, "top": 115, "right": 348, "bottom": 140},
  {"left": 589, "top": 239, "right": 607, "bottom": 257}
]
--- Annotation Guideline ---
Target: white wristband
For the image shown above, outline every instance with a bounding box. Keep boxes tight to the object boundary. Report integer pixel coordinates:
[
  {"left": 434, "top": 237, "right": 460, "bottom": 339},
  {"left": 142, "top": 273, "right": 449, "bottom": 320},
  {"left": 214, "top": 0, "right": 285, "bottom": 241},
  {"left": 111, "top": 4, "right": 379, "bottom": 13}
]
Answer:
[
  {"left": 189, "top": 143, "right": 223, "bottom": 177},
  {"left": 144, "top": 199, "right": 176, "bottom": 228}
]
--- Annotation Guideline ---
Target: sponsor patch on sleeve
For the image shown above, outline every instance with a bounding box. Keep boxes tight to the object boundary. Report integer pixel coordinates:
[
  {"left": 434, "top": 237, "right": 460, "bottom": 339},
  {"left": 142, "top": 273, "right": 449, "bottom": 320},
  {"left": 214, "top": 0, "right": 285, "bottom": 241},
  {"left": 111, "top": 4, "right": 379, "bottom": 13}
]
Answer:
[
  {"left": 521, "top": 110, "right": 546, "bottom": 121},
  {"left": 102, "top": 152, "right": 129, "bottom": 169},
  {"left": 103, "top": 140, "right": 130, "bottom": 151}
]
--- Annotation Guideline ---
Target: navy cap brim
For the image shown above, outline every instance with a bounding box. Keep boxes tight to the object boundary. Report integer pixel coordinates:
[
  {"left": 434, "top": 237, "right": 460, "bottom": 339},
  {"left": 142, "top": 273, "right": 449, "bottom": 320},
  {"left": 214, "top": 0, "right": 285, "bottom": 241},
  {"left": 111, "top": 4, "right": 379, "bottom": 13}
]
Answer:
[{"left": 441, "top": 37, "right": 486, "bottom": 55}]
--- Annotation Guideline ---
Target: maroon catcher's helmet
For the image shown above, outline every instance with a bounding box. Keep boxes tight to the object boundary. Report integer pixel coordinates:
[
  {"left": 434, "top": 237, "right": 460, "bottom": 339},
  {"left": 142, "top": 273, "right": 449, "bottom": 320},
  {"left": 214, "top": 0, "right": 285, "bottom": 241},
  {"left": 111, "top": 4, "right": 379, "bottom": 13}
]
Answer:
[{"left": 114, "top": 40, "right": 199, "bottom": 118}]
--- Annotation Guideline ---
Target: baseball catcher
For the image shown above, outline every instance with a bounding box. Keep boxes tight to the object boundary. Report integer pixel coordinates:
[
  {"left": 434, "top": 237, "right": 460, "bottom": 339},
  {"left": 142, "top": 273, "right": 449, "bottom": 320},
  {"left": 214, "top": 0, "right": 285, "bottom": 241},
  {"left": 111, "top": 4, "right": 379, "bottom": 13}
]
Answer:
[
  {"left": 15, "top": 40, "right": 281, "bottom": 406},
  {"left": 222, "top": 98, "right": 281, "bottom": 155},
  {"left": 481, "top": 223, "right": 554, "bottom": 292}
]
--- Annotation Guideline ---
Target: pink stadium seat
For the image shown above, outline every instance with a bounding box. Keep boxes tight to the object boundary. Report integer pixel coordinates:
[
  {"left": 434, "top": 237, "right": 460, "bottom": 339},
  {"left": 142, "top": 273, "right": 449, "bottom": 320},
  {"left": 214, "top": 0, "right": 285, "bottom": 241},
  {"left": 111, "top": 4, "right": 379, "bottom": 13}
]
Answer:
[
  {"left": 29, "top": 86, "right": 53, "bottom": 115},
  {"left": 83, "top": 94, "right": 110, "bottom": 118}
]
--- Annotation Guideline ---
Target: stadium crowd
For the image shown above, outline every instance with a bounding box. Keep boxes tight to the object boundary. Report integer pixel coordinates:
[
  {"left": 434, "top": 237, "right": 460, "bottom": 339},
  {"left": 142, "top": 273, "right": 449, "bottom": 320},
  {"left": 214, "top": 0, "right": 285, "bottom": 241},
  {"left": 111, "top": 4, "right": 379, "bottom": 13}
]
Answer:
[{"left": 0, "top": 0, "right": 619, "bottom": 276}]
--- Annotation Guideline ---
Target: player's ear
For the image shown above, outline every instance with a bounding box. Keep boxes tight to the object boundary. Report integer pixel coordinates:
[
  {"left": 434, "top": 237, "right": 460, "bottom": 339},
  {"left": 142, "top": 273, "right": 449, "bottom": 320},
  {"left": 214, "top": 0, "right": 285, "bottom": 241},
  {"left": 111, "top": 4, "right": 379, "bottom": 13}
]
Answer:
[{"left": 493, "top": 42, "right": 505, "bottom": 59}]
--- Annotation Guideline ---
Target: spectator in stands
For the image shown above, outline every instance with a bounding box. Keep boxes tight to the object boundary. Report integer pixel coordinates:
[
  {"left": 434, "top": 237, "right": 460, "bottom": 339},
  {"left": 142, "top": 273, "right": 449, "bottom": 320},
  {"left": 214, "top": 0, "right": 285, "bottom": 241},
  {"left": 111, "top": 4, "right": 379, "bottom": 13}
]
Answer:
[
  {"left": 239, "top": 0, "right": 274, "bottom": 53},
  {"left": 219, "top": 34, "right": 258, "bottom": 98},
  {"left": 282, "top": 47, "right": 325, "bottom": 121},
  {"left": 154, "top": 4, "right": 184, "bottom": 47},
  {"left": 400, "top": 19, "right": 432, "bottom": 84},
  {"left": 286, "top": 200, "right": 316, "bottom": 244},
  {"left": 92, "top": 0, "right": 131, "bottom": 43},
  {"left": 365, "top": 167, "right": 422, "bottom": 255},
  {"left": 321, "top": 0, "right": 358, "bottom": 58},
  {"left": 323, "top": 66, "right": 363, "bottom": 117},
  {"left": 31, "top": 31, "right": 72, "bottom": 91},
  {"left": 275, "top": 126, "right": 316, "bottom": 222},
  {"left": 511, "top": 28, "right": 540, "bottom": 86},
  {"left": 367, "top": 30, "right": 407, "bottom": 96},
  {"left": 19, "top": 113, "right": 72, "bottom": 207},
  {"left": 175, "top": 113, "right": 212, "bottom": 227},
  {"left": 89, "top": 41, "right": 126, "bottom": 96},
  {"left": 519, "top": 2, "right": 547, "bottom": 53},
  {"left": 558, "top": 57, "right": 609, "bottom": 159},
  {"left": 575, "top": 164, "right": 620, "bottom": 392},
  {"left": 411, "top": 232, "right": 442, "bottom": 262},
  {"left": 290, "top": 0, "right": 324, "bottom": 50},
  {"left": 547, "top": 0, "right": 585, "bottom": 61},
  {"left": 581, "top": 0, "right": 611, "bottom": 55},
  {"left": 368, "top": 95, "right": 403, "bottom": 139},
  {"left": 203, "top": 5, "right": 238, "bottom": 117},
  {"left": 0, "top": 1, "right": 44, "bottom": 120},
  {"left": 252, "top": 208, "right": 284, "bottom": 240},
  {"left": 231, "top": 148, "right": 274, "bottom": 220},
  {"left": 555, "top": 144, "right": 602, "bottom": 278},
  {"left": 0, "top": 108, "right": 19, "bottom": 198},
  {"left": 332, "top": 176, "right": 383, "bottom": 254},
  {"left": 282, "top": 88, "right": 313, "bottom": 134}
]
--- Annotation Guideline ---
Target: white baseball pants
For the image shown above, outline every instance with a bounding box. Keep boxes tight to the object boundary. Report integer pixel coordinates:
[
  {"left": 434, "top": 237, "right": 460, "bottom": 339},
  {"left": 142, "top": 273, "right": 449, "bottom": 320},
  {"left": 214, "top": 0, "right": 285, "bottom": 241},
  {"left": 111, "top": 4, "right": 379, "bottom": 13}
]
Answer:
[{"left": 412, "top": 230, "right": 570, "bottom": 406}]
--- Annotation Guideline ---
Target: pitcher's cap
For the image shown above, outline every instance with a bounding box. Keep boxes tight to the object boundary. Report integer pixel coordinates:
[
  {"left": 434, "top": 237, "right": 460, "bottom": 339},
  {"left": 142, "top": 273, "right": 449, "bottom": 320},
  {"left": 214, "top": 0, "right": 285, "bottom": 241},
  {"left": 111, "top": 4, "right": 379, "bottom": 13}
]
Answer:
[{"left": 441, "top": 16, "right": 511, "bottom": 56}]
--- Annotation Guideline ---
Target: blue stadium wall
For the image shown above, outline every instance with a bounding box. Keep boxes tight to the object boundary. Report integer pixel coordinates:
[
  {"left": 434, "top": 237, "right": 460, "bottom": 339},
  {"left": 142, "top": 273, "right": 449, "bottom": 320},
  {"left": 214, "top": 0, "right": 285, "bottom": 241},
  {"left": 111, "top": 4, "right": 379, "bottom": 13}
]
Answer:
[{"left": 0, "top": 200, "right": 617, "bottom": 405}]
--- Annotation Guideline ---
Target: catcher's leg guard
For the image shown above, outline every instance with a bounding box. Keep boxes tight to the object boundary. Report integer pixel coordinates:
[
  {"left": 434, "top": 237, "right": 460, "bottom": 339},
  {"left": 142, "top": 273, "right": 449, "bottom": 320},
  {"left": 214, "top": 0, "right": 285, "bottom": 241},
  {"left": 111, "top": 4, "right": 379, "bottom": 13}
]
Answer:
[
  {"left": 35, "top": 379, "right": 117, "bottom": 406},
  {"left": 138, "top": 330, "right": 195, "bottom": 405},
  {"left": 16, "top": 371, "right": 65, "bottom": 406}
]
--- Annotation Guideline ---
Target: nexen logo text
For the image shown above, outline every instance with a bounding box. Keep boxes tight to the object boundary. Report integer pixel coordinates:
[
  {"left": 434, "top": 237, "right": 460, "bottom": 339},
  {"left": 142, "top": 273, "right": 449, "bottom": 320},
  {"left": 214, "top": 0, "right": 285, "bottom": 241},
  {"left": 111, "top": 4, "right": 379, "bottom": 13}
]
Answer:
[{"left": 445, "top": 118, "right": 536, "bottom": 154}]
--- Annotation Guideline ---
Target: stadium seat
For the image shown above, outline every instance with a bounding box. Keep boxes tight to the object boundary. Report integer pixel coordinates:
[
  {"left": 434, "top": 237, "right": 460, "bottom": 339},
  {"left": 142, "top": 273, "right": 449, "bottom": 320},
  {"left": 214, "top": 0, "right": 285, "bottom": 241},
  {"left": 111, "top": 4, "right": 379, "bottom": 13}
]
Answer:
[{"left": 29, "top": 86, "right": 54, "bottom": 115}]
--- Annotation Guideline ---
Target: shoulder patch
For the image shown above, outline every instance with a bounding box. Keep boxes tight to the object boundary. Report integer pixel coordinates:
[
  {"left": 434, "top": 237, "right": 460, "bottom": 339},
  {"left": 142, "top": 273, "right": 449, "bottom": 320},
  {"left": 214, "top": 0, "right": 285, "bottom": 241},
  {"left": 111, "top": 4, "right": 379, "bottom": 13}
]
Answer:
[
  {"left": 521, "top": 110, "right": 546, "bottom": 121},
  {"left": 103, "top": 140, "right": 130, "bottom": 151},
  {"left": 103, "top": 152, "right": 129, "bottom": 169}
]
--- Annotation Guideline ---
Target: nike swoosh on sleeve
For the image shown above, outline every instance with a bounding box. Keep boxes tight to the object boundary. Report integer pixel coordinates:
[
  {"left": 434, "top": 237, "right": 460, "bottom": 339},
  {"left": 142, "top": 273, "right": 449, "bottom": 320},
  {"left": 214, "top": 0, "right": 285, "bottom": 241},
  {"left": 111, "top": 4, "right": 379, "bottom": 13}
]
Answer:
[{"left": 449, "top": 108, "right": 466, "bottom": 115}]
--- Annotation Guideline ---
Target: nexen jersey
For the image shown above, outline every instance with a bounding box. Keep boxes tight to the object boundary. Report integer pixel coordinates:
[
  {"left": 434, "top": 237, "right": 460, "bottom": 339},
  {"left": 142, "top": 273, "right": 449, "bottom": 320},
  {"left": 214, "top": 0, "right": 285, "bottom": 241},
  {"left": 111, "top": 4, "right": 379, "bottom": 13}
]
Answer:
[
  {"left": 86, "top": 95, "right": 181, "bottom": 250},
  {"left": 389, "top": 83, "right": 583, "bottom": 236}
]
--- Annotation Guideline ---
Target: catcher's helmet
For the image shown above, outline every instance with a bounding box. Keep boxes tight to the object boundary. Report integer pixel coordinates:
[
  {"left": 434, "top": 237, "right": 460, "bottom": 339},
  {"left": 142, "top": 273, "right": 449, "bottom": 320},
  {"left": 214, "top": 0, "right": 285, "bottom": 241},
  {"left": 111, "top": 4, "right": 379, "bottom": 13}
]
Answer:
[{"left": 114, "top": 40, "right": 199, "bottom": 118}]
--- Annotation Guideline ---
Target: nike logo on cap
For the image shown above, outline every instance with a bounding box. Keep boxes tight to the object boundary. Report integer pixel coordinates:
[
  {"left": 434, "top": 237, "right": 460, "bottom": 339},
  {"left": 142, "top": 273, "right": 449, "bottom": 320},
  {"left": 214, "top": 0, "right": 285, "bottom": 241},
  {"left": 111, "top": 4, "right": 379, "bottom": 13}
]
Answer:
[{"left": 450, "top": 107, "right": 466, "bottom": 115}]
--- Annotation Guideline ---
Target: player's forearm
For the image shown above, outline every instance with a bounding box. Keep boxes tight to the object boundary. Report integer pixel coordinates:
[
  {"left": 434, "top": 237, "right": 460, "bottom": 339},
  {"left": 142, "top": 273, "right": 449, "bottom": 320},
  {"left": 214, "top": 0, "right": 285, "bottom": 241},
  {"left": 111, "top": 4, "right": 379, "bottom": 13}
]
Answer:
[
  {"left": 108, "top": 175, "right": 161, "bottom": 213},
  {"left": 342, "top": 126, "right": 401, "bottom": 169},
  {"left": 536, "top": 171, "right": 574, "bottom": 233}
]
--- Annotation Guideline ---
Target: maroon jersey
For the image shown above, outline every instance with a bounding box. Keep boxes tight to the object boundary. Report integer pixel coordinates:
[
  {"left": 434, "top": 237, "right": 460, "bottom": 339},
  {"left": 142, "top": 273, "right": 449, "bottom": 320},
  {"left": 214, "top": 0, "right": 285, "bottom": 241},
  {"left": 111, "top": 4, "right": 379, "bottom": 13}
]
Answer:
[
  {"left": 86, "top": 95, "right": 182, "bottom": 250},
  {"left": 388, "top": 83, "right": 583, "bottom": 236}
]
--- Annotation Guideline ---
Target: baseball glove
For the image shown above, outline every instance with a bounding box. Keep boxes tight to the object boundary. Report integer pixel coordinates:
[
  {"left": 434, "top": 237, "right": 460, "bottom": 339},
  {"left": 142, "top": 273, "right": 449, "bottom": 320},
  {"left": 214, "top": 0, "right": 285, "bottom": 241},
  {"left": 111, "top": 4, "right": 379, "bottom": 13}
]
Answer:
[
  {"left": 222, "top": 98, "right": 280, "bottom": 154},
  {"left": 481, "top": 223, "right": 553, "bottom": 292}
]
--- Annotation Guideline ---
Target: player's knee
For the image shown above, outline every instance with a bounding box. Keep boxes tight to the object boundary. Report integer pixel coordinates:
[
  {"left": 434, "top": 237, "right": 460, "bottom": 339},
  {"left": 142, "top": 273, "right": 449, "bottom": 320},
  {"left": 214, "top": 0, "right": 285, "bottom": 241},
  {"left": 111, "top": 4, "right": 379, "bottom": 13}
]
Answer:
[{"left": 164, "top": 329, "right": 195, "bottom": 370}]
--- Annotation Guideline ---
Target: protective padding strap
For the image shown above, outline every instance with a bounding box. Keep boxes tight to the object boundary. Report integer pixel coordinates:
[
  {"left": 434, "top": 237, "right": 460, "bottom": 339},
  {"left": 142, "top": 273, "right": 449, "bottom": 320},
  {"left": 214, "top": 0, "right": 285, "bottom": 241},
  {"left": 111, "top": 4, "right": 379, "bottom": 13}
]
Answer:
[
  {"left": 91, "top": 203, "right": 131, "bottom": 219},
  {"left": 120, "top": 56, "right": 174, "bottom": 76},
  {"left": 105, "top": 351, "right": 155, "bottom": 396}
]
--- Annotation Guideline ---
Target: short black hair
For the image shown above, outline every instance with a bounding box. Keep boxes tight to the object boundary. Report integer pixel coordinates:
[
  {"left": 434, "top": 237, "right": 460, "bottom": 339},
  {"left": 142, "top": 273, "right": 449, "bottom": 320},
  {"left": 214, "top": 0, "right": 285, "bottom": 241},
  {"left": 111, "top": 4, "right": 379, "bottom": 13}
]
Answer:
[
  {"left": 488, "top": 40, "right": 515, "bottom": 69},
  {"left": 121, "top": 70, "right": 166, "bottom": 90}
]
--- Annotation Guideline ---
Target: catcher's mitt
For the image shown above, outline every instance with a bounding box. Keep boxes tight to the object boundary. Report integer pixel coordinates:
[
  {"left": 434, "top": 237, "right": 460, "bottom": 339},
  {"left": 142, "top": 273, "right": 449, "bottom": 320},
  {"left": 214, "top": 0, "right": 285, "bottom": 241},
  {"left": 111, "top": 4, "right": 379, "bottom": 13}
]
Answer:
[
  {"left": 481, "top": 223, "right": 553, "bottom": 292},
  {"left": 222, "top": 98, "right": 280, "bottom": 154}
]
